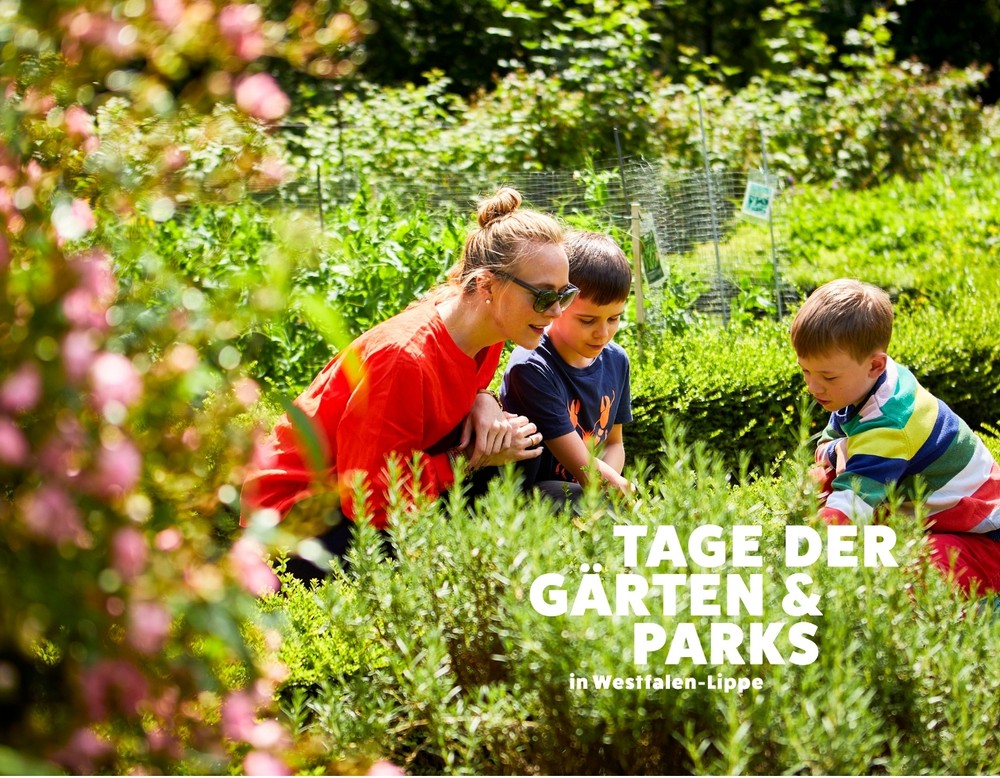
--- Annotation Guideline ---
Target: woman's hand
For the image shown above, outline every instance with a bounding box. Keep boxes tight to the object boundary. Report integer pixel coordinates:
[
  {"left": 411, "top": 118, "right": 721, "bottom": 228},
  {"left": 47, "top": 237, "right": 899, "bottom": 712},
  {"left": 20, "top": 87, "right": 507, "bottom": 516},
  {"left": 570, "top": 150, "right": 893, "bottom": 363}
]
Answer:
[
  {"left": 457, "top": 390, "right": 514, "bottom": 468},
  {"left": 474, "top": 413, "right": 543, "bottom": 468},
  {"left": 456, "top": 405, "right": 543, "bottom": 469}
]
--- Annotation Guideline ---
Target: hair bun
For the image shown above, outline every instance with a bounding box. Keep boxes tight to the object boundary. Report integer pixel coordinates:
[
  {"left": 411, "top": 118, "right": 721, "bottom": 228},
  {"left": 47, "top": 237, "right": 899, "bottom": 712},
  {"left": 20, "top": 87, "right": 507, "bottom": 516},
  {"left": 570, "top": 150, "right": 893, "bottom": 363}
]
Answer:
[{"left": 477, "top": 186, "right": 522, "bottom": 228}]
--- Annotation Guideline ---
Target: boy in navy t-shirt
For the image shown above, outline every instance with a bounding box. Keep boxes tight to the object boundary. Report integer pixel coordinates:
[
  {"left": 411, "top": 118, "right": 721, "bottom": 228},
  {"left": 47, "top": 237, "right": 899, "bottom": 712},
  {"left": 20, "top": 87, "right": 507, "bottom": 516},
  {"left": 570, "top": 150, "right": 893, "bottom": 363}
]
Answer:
[{"left": 501, "top": 230, "right": 633, "bottom": 502}]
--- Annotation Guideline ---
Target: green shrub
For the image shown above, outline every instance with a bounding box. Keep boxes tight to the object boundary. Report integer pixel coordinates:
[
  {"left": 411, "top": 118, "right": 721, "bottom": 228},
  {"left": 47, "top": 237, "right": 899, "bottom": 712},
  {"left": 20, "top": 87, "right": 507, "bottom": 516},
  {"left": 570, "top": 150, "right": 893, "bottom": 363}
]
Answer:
[
  {"left": 780, "top": 166, "right": 1000, "bottom": 294},
  {"left": 266, "top": 427, "right": 1000, "bottom": 775},
  {"left": 628, "top": 271, "right": 1000, "bottom": 476},
  {"left": 132, "top": 190, "right": 465, "bottom": 396}
]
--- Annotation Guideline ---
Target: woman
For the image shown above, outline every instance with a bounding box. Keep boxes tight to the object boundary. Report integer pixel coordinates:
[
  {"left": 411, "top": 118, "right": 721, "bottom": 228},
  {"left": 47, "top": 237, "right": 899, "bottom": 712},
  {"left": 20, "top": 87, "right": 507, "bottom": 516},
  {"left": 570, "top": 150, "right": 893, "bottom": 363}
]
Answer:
[{"left": 241, "top": 187, "right": 579, "bottom": 581}]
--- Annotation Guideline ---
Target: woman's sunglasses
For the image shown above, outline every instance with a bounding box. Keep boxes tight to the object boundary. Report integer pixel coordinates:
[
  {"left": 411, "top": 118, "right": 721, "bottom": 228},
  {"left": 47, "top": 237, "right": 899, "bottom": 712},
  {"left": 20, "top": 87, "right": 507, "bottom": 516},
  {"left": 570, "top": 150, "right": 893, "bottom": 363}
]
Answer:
[{"left": 493, "top": 270, "right": 580, "bottom": 313}]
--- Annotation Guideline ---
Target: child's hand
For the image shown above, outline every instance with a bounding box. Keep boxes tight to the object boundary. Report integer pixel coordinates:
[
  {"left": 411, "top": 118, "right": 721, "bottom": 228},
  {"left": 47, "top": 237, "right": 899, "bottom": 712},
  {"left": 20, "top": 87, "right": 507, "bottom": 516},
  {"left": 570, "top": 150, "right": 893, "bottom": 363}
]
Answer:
[{"left": 808, "top": 463, "right": 835, "bottom": 500}]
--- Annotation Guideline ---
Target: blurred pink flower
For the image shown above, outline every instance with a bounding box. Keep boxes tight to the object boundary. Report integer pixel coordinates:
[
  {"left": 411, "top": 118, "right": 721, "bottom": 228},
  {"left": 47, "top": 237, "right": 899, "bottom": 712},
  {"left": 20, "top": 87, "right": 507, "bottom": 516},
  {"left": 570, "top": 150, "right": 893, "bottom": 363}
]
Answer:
[
  {"left": 51, "top": 727, "right": 113, "bottom": 774},
  {"left": 79, "top": 659, "right": 148, "bottom": 721},
  {"left": 64, "top": 249, "right": 116, "bottom": 329},
  {"left": 0, "top": 361, "right": 42, "bottom": 414},
  {"left": 62, "top": 289, "right": 104, "bottom": 329},
  {"left": 63, "top": 329, "right": 99, "bottom": 381},
  {"left": 147, "top": 727, "right": 182, "bottom": 758},
  {"left": 163, "top": 145, "right": 188, "bottom": 171},
  {"left": 21, "top": 485, "right": 89, "bottom": 545},
  {"left": 89, "top": 352, "right": 142, "bottom": 410},
  {"left": 181, "top": 426, "right": 201, "bottom": 450},
  {"left": 76, "top": 249, "right": 116, "bottom": 299},
  {"left": 234, "top": 73, "right": 290, "bottom": 121},
  {"left": 53, "top": 198, "right": 97, "bottom": 242},
  {"left": 64, "top": 105, "right": 95, "bottom": 139},
  {"left": 89, "top": 436, "right": 142, "bottom": 497},
  {"left": 367, "top": 760, "right": 406, "bottom": 776},
  {"left": 37, "top": 416, "right": 86, "bottom": 482},
  {"left": 155, "top": 527, "right": 183, "bottom": 551},
  {"left": 112, "top": 526, "right": 149, "bottom": 581},
  {"left": 229, "top": 537, "right": 279, "bottom": 596},
  {"left": 257, "top": 155, "right": 290, "bottom": 184},
  {"left": 153, "top": 0, "right": 184, "bottom": 28},
  {"left": 244, "top": 750, "right": 291, "bottom": 776},
  {"left": 221, "top": 690, "right": 258, "bottom": 741},
  {"left": 219, "top": 4, "right": 265, "bottom": 60},
  {"left": 247, "top": 719, "right": 290, "bottom": 750},
  {"left": 0, "top": 416, "right": 29, "bottom": 466},
  {"left": 127, "top": 601, "right": 172, "bottom": 654}
]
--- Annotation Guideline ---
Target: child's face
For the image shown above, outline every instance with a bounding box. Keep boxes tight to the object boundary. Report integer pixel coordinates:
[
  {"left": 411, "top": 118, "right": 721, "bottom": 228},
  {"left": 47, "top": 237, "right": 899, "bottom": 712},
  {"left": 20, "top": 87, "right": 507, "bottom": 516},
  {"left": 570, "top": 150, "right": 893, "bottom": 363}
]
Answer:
[
  {"left": 547, "top": 295, "right": 626, "bottom": 368},
  {"left": 796, "top": 348, "right": 887, "bottom": 412}
]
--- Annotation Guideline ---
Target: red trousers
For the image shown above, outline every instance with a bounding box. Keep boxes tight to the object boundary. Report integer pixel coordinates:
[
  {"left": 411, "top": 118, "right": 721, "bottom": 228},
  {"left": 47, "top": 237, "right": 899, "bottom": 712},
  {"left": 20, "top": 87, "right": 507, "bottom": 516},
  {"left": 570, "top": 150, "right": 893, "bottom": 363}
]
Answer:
[{"left": 929, "top": 532, "right": 1000, "bottom": 595}]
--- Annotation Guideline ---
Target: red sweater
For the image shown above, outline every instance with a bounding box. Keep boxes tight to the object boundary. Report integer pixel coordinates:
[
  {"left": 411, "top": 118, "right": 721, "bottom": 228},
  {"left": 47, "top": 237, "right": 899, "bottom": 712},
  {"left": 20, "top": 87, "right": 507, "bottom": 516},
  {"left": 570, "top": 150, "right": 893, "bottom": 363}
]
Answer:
[{"left": 242, "top": 299, "right": 503, "bottom": 529}]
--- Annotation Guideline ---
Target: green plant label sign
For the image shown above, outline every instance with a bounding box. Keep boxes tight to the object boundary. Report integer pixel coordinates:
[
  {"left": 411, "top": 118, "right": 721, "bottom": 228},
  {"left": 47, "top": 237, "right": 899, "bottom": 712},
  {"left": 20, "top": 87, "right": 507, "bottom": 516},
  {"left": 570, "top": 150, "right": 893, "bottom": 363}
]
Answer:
[
  {"left": 741, "top": 175, "right": 776, "bottom": 222},
  {"left": 640, "top": 211, "right": 665, "bottom": 285}
]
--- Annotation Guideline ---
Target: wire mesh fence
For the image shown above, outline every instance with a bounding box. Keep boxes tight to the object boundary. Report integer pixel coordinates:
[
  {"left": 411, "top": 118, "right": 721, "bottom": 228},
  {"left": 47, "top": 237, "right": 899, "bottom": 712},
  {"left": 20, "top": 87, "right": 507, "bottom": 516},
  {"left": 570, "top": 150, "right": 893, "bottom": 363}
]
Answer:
[
  {"left": 249, "top": 99, "right": 794, "bottom": 324},
  {"left": 254, "top": 153, "right": 792, "bottom": 322}
]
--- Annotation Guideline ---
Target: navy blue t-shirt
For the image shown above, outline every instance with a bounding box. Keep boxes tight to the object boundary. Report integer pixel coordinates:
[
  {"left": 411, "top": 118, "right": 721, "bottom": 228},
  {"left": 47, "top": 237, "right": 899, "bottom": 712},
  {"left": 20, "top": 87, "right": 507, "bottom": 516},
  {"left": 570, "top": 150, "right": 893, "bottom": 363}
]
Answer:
[{"left": 500, "top": 334, "right": 632, "bottom": 486}]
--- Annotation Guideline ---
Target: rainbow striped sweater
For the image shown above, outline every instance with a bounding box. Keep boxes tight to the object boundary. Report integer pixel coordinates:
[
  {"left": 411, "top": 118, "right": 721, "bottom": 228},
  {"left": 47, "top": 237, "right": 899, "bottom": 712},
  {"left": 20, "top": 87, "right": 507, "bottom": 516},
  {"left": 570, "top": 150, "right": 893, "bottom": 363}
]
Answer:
[{"left": 816, "top": 356, "right": 1000, "bottom": 536}]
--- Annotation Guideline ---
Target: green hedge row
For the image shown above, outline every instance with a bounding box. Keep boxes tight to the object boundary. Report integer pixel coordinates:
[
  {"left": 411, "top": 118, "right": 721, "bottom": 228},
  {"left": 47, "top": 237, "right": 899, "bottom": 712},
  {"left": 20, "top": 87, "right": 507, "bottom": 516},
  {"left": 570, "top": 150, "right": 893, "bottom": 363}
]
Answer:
[{"left": 628, "top": 281, "right": 1000, "bottom": 475}]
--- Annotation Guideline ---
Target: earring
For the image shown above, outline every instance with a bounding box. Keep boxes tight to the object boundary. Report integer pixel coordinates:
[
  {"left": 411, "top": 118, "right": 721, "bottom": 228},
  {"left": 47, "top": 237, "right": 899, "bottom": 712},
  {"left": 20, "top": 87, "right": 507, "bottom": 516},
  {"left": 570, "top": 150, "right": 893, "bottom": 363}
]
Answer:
[{"left": 486, "top": 298, "right": 492, "bottom": 304}]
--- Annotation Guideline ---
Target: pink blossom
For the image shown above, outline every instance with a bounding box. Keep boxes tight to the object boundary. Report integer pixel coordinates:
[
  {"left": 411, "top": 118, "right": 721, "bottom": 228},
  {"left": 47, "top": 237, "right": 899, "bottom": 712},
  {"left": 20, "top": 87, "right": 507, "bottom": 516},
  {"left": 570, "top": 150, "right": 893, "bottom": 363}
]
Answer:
[
  {"left": 147, "top": 727, "right": 182, "bottom": 758},
  {"left": 233, "top": 377, "right": 260, "bottom": 408},
  {"left": 89, "top": 436, "right": 142, "bottom": 497},
  {"left": 51, "top": 727, "right": 113, "bottom": 774},
  {"left": 112, "top": 526, "right": 149, "bottom": 581},
  {"left": 63, "top": 250, "right": 116, "bottom": 329},
  {"left": 89, "top": 352, "right": 142, "bottom": 410},
  {"left": 63, "top": 329, "right": 99, "bottom": 381},
  {"left": 244, "top": 750, "right": 291, "bottom": 776},
  {"left": 37, "top": 417, "right": 86, "bottom": 483},
  {"left": 0, "top": 416, "right": 29, "bottom": 466},
  {"left": 79, "top": 659, "right": 148, "bottom": 721},
  {"left": 234, "top": 73, "right": 290, "bottom": 121},
  {"left": 21, "top": 485, "right": 89, "bottom": 545},
  {"left": 257, "top": 155, "right": 289, "bottom": 184},
  {"left": 367, "top": 760, "right": 406, "bottom": 776},
  {"left": 127, "top": 601, "right": 172, "bottom": 654},
  {"left": 181, "top": 426, "right": 201, "bottom": 450},
  {"left": 53, "top": 198, "right": 96, "bottom": 242},
  {"left": 153, "top": 0, "right": 184, "bottom": 28},
  {"left": 229, "top": 536, "right": 279, "bottom": 596},
  {"left": 65, "top": 105, "right": 95, "bottom": 139},
  {"left": 221, "top": 690, "right": 258, "bottom": 741},
  {"left": 247, "top": 719, "right": 290, "bottom": 750},
  {"left": 0, "top": 361, "right": 42, "bottom": 414},
  {"left": 219, "top": 4, "right": 265, "bottom": 60},
  {"left": 155, "top": 527, "right": 183, "bottom": 551},
  {"left": 75, "top": 249, "right": 116, "bottom": 300},
  {"left": 163, "top": 145, "right": 188, "bottom": 171}
]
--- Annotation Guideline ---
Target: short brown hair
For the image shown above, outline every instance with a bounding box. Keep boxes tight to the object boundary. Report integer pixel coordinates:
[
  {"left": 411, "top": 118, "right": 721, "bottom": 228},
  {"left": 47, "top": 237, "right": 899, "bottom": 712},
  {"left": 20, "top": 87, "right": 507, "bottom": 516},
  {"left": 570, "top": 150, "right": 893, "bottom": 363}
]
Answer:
[
  {"left": 564, "top": 231, "right": 632, "bottom": 305},
  {"left": 790, "top": 278, "right": 893, "bottom": 361}
]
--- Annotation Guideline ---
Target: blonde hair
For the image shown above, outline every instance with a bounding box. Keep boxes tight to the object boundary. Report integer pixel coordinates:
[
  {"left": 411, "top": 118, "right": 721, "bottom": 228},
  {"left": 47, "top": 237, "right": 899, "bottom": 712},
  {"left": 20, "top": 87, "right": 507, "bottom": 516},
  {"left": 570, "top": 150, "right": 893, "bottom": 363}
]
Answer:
[
  {"left": 790, "top": 278, "right": 893, "bottom": 361},
  {"left": 448, "top": 187, "right": 564, "bottom": 293}
]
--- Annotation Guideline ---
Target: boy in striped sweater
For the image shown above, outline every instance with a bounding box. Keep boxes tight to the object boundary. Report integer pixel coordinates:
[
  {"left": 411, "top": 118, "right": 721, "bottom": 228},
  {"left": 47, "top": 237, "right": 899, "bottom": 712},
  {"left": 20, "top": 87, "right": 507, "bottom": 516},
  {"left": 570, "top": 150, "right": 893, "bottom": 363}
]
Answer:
[{"left": 791, "top": 278, "right": 1000, "bottom": 594}]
